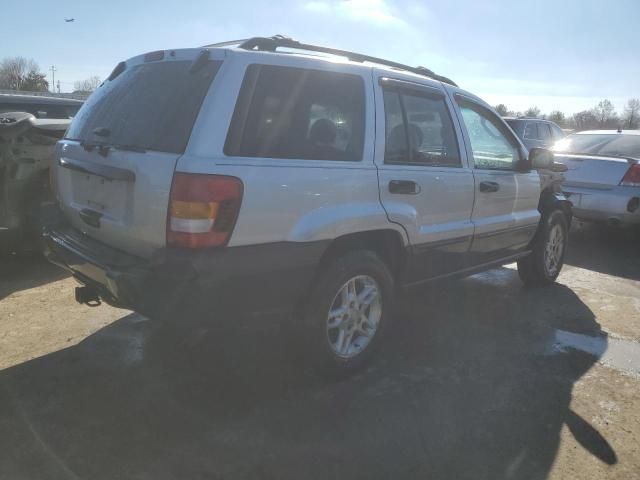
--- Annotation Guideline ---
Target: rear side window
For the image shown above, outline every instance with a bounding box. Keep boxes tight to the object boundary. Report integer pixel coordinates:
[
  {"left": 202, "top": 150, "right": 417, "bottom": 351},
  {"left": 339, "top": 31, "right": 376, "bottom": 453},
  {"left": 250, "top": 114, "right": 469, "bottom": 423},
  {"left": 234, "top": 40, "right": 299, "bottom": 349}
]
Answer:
[
  {"left": 225, "top": 65, "right": 365, "bottom": 161},
  {"left": 550, "top": 124, "right": 564, "bottom": 140},
  {"left": 383, "top": 88, "right": 460, "bottom": 166},
  {"left": 65, "top": 60, "right": 221, "bottom": 154},
  {"left": 537, "top": 123, "right": 552, "bottom": 141},
  {"left": 523, "top": 122, "right": 537, "bottom": 140}
]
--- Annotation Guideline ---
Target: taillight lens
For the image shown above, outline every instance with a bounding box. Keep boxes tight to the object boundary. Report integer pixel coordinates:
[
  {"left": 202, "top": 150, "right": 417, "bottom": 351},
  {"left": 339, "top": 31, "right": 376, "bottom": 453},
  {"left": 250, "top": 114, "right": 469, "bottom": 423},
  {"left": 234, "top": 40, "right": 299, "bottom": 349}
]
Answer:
[
  {"left": 167, "top": 173, "right": 243, "bottom": 248},
  {"left": 620, "top": 164, "right": 640, "bottom": 187}
]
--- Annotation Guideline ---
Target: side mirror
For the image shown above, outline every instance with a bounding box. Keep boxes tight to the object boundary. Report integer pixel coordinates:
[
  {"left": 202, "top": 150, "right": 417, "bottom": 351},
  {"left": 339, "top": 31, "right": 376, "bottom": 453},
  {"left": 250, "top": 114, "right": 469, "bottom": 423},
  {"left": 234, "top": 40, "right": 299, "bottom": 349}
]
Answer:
[{"left": 529, "top": 147, "right": 554, "bottom": 169}]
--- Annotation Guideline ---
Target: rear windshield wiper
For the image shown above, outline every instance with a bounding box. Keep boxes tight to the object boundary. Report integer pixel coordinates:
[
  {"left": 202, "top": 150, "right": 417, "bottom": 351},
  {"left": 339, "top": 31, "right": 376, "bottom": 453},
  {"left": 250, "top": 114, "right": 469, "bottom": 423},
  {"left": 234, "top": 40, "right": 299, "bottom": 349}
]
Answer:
[
  {"left": 80, "top": 140, "right": 104, "bottom": 151},
  {"left": 80, "top": 140, "right": 111, "bottom": 156}
]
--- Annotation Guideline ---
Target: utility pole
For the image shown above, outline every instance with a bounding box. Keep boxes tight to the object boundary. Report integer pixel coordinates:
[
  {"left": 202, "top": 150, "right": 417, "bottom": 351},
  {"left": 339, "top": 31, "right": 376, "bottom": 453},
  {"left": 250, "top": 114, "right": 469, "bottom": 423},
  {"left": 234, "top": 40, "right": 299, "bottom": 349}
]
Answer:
[
  {"left": 49, "top": 65, "right": 56, "bottom": 93},
  {"left": 57, "top": 80, "right": 61, "bottom": 94}
]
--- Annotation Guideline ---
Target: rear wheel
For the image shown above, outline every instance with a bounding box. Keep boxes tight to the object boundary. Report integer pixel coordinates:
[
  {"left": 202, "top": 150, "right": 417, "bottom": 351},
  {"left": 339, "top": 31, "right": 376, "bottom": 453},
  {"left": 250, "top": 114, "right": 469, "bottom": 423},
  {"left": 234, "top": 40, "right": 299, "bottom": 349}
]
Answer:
[
  {"left": 299, "top": 250, "right": 394, "bottom": 376},
  {"left": 518, "top": 209, "right": 568, "bottom": 287}
]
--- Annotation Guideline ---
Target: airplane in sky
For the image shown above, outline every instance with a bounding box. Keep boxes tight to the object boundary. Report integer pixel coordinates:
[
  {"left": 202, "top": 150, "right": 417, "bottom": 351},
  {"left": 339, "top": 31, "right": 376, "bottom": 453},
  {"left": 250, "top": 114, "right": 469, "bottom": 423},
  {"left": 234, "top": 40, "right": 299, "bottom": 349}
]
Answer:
[{"left": 64, "top": 18, "right": 75, "bottom": 22}]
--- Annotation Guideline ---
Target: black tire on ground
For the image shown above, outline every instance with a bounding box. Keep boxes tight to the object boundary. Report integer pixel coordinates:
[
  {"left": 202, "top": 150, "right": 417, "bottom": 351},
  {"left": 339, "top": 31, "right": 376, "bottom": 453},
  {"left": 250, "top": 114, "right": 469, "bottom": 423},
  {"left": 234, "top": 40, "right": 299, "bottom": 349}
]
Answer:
[
  {"left": 298, "top": 250, "right": 394, "bottom": 376},
  {"left": 518, "top": 209, "right": 569, "bottom": 287}
]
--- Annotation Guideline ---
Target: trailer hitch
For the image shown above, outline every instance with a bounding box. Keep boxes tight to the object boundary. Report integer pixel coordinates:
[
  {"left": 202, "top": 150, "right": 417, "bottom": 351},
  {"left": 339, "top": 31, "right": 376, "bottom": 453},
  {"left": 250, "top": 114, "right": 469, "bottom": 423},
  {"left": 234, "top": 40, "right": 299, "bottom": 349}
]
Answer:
[{"left": 75, "top": 286, "right": 101, "bottom": 307}]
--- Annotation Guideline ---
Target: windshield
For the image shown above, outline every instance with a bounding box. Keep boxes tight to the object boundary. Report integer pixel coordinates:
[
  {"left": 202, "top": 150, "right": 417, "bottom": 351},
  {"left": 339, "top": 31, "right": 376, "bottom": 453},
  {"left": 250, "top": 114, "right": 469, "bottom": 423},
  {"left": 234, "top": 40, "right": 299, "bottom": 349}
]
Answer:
[
  {"left": 65, "top": 59, "right": 221, "bottom": 153},
  {"left": 553, "top": 133, "right": 640, "bottom": 158}
]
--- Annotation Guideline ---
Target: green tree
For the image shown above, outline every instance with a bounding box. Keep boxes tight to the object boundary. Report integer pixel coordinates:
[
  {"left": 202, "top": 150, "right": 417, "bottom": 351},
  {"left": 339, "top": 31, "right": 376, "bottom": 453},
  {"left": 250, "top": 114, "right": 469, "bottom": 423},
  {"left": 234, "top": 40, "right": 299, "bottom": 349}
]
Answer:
[{"left": 22, "top": 71, "right": 49, "bottom": 91}]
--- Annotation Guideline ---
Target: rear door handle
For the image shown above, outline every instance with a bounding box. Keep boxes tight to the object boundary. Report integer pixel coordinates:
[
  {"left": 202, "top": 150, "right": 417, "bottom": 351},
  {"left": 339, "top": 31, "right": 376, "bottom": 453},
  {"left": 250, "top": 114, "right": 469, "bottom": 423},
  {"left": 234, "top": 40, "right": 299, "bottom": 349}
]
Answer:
[
  {"left": 479, "top": 181, "right": 500, "bottom": 193},
  {"left": 389, "top": 180, "right": 420, "bottom": 194}
]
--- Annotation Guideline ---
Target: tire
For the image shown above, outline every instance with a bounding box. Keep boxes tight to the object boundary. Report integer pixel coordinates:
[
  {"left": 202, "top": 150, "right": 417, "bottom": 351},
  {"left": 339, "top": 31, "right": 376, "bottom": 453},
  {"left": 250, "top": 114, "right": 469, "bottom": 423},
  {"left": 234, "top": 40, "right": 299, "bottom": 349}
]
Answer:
[
  {"left": 518, "top": 209, "right": 568, "bottom": 287},
  {"left": 298, "top": 250, "right": 394, "bottom": 376}
]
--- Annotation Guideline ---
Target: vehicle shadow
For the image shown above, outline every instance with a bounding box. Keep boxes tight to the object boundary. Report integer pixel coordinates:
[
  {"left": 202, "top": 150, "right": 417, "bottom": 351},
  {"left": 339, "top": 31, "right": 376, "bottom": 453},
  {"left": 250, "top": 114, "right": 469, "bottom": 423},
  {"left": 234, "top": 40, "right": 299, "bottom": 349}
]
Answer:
[
  {"left": 565, "top": 221, "right": 640, "bottom": 281},
  {"left": 0, "top": 253, "right": 69, "bottom": 301},
  {"left": 0, "top": 268, "right": 613, "bottom": 479}
]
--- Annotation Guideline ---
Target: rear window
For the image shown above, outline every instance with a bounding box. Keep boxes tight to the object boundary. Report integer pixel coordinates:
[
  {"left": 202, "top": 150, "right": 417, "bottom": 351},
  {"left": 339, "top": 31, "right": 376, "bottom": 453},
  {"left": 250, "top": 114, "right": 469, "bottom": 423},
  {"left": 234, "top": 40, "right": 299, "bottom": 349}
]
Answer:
[
  {"left": 553, "top": 134, "right": 640, "bottom": 158},
  {"left": 224, "top": 64, "right": 365, "bottom": 161},
  {"left": 65, "top": 59, "right": 221, "bottom": 154}
]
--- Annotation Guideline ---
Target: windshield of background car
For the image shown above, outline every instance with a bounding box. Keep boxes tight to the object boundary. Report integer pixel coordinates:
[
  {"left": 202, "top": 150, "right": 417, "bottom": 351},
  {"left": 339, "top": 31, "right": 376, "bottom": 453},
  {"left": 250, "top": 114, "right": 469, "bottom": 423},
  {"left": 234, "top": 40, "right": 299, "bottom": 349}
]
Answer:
[
  {"left": 65, "top": 59, "right": 221, "bottom": 154},
  {"left": 553, "top": 134, "right": 640, "bottom": 158}
]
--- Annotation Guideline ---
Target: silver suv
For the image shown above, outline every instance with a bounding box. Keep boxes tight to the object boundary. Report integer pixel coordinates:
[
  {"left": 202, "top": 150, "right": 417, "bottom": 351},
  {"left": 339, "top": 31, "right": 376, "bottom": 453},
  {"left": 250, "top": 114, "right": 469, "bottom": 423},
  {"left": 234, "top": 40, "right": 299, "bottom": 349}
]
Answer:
[{"left": 45, "top": 36, "right": 572, "bottom": 374}]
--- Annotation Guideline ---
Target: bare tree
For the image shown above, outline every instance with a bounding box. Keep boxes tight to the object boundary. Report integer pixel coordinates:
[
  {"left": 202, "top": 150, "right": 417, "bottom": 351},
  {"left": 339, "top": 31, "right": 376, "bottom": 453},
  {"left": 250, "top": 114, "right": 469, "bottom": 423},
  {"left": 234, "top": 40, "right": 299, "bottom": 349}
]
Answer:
[
  {"left": 547, "top": 111, "right": 566, "bottom": 127},
  {"left": 622, "top": 98, "right": 640, "bottom": 129},
  {"left": 0, "top": 56, "right": 41, "bottom": 90},
  {"left": 524, "top": 106, "right": 541, "bottom": 118},
  {"left": 73, "top": 75, "right": 102, "bottom": 93},
  {"left": 571, "top": 110, "right": 598, "bottom": 131},
  {"left": 592, "top": 99, "right": 618, "bottom": 128}
]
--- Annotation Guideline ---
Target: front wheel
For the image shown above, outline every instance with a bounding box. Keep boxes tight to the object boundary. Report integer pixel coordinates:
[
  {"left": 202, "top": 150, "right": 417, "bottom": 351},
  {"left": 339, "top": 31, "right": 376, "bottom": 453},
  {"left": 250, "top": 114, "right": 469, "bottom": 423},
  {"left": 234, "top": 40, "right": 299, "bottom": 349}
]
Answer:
[
  {"left": 518, "top": 209, "right": 569, "bottom": 287},
  {"left": 299, "top": 250, "right": 394, "bottom": 376}
]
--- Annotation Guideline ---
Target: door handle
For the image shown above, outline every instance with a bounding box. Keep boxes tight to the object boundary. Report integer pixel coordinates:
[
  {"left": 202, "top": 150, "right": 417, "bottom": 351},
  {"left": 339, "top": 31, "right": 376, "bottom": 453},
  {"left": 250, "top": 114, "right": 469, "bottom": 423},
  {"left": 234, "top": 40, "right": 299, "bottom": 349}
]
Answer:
[
  {"left": 479, "top": 181, "right": 500, "bottom": 193},
  {"left": 389, "top": 180, "right": 420, "bottom": 194}
]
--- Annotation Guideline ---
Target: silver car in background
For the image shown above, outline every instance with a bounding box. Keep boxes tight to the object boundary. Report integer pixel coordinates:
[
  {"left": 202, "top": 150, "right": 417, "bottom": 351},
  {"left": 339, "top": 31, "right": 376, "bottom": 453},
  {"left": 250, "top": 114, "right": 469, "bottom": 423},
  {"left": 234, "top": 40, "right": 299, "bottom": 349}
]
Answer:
[{"left": 553, "top": 130, "right": 640, "bottom": 226}]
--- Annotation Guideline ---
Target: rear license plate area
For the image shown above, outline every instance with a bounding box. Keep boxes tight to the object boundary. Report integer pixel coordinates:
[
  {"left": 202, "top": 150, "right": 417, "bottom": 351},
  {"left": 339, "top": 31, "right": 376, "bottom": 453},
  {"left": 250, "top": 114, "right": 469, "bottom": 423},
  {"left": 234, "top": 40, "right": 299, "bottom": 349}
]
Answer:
[{"left": 70, "top": 172, "right": 128, "bottom": 220}]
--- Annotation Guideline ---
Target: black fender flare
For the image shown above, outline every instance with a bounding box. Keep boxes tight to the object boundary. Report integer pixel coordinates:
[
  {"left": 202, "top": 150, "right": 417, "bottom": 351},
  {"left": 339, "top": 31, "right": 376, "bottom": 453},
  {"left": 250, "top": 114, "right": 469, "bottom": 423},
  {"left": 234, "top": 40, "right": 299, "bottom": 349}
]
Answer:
[
  {"left": 539, "top": 189, "right": 572, "bottom": 220},
  {"left": 527, "top": 189, "right": 573, "bottom": 248}
]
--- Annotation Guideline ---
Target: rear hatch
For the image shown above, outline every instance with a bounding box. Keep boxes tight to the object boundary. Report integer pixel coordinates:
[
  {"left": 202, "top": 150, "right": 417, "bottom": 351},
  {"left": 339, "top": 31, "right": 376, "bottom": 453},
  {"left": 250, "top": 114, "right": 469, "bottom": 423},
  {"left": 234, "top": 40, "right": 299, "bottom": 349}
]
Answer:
[
  {"left": 556, "top": 153, "right": 633, "bottom": 189},
  {"left": 53, "top": 48, "right": 223, "bottom": 258}
]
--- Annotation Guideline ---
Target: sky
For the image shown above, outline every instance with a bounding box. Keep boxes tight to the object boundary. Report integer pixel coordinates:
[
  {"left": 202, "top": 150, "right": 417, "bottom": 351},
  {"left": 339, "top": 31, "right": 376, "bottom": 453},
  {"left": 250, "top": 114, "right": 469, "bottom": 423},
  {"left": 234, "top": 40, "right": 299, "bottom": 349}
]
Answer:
[{"left": 2, "top": 0, "right": 638, "bottom": 116}]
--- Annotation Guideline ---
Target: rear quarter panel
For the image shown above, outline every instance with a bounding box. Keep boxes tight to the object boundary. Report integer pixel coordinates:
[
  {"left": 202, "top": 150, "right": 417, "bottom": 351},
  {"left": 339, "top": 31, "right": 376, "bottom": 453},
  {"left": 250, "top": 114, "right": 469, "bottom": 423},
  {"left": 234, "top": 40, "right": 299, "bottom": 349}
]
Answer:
[{"left": 179, "top": 51, "right": 407, "bottom": 247}]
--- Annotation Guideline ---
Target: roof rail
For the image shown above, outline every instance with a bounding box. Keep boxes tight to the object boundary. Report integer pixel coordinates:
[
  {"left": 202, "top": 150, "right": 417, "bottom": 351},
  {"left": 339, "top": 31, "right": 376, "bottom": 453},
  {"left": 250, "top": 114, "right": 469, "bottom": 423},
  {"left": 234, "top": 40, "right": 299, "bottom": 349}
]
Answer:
[
  {"left": 202, "top": 38, "right": 250, "bottom": 48},
  {"left": 203, "top": 35, "right": 457, "bottom": 87}
]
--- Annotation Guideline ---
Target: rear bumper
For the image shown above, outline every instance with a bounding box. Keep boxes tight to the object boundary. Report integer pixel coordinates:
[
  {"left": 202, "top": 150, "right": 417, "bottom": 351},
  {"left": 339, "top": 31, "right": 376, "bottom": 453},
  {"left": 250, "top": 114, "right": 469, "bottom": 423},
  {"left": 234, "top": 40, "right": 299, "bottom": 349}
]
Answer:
[
  {"left": 44, "top": 225, "right": 327, "bottom": 317},
  {"left": 563, "top": 184, "right": 640, "bottom": 225}
]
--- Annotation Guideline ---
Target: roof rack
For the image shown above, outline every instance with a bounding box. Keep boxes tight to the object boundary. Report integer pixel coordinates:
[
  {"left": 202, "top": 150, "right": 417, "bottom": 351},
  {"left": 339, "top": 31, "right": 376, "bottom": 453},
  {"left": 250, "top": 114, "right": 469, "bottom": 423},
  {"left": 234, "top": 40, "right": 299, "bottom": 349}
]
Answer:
[{"left": 202, "top": 35, "right": 457, "bottom": 87}]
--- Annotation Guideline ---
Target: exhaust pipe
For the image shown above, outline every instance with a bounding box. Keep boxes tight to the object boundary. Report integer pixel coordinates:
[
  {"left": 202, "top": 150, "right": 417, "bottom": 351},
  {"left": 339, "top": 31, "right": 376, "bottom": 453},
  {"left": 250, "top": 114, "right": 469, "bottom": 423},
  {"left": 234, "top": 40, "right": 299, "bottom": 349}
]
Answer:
[{"left": 75, "top": 286, "right": 101, "bottom": 307}]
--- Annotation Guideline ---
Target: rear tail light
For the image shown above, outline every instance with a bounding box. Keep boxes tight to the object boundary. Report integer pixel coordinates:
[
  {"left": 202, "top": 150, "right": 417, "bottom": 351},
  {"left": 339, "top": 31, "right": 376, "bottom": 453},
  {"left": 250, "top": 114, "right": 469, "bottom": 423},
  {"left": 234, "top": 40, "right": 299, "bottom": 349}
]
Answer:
[
  {"left": 620, "top": 163, "right": 640, "bottom": 187},
  {"left": 167, "top": 173, "right": 243, "bottom": 248}
]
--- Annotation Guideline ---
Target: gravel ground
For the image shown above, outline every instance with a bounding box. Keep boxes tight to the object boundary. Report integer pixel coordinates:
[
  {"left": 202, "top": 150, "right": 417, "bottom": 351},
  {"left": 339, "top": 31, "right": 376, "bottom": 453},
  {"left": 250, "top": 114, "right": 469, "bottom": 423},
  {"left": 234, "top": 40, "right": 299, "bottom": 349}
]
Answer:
[{"left": 0, "top": 223, "right": 639, "bottom": 479}]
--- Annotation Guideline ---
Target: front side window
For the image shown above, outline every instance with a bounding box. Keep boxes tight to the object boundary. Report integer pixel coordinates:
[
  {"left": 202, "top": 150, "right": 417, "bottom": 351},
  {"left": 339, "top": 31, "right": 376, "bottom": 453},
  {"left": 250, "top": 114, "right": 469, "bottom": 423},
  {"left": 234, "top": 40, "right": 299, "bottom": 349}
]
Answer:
[
  {"left": 383, "top": 88, "right": 460, "bottom": 167},
  {"left": 457, "top": 99, "right": 521, "bottom": 170},
  {"left": 225, "top": 65, "right": 365, "bottom": 161}
]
